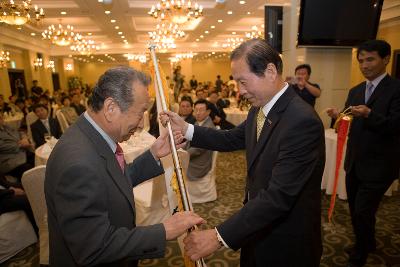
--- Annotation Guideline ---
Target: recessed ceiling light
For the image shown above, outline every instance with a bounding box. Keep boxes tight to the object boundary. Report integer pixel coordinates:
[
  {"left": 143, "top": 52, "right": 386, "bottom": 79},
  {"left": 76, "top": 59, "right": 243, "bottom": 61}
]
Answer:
[
  {"left": 30, "top": 33, "right": 36, "bottom": 36},
  {"left": 98, "top": 0, "right": 103, "bottom": 2},
  {"left": 227, "top": 11, "right": 233, "bottom": 15},
  {"left": 104, "top": 10, "right": 111, "bottom": 14},
  {"left": 200, "top": 35, "right": 204, "bottom": 38},
  {"left": 205, "top": 30, "right": 209, "bottom": 34},
  {"left": 115, "top": 26, "right": 119, "bottom": 29},
  {"left": 88, "top": 32, "right": 92, "bottom": 35},
  {"left": 211, "top": 25, "right": 215, "bottom": 29},
  {"left": 212, "top": 52, "right": 215, "bottom": 54},
  {"left": 60, "top": 11, "right": 67, "bottom": 15},
  {"left": 110, "top": 19, "right": 116, "bottom": 23},
  {"left": 17, "top": 27, "right": 22, "bottom": 30},
  {"left": 218, "top": 19, "right": 223, "bottom": 23},
  {"left": 121, "top": 36, "right": 125, "bottom": 38},
  {"left": 118, "top": 31, "right": 122, "bottom": 35},
  {"left": 239, "top": 1, "right": 246, "bottom": 4},
  {"left": 196, "top": 39, "right": 199, "bottom": 41},
  {"left": 247, "top": 11, "right": 251, "bottom": 15},
  {"left": 232, "top": 32, "right": 236, "bottom": 34}
]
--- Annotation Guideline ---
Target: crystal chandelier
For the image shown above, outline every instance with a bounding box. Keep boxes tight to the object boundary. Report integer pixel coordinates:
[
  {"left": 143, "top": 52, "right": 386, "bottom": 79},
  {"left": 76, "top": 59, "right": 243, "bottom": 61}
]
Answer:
[
  {"left": 148, "top": 0, "right": 203, "bottom": 25},
  {"left": 149, "top": 22, "right": 185, "bottom": 41},
  {"left": 42, "top": 23, "right": 82, "bottom": 46},
  {"left": 70, "top": 38, "right": 100, "bottom": 55},
  {"left": 245, "top": 25, "right": 264, "bottom": 39},
  {"left": 0, "top": 0, "right": 44, "bottom": 25},
  {"left": 222, "top": 37, "right": 244, "bottom": 50},
  {"left": 124, "top": 54, "right": 147, "bottom": 63},
  {"left": 0, "top": 50, "right": 10, "bottom": 68}
]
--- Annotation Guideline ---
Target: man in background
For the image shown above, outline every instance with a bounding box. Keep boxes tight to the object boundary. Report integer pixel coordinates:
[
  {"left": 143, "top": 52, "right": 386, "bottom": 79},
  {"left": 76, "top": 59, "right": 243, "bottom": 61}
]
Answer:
[
  {"left": 178, "top": 97, "right": 196, "bottom": 124},
  {"left": 30, "top": 104, "right": 62, "bottom": 147},
  {"left": 45, "top": 66, "right": 204, "bottom": 267},
  {"left": 327, "top": 39, "right": 400, "bottom": 267},
  {"left": 291, "top": 64, "right": 321, "bottom": 107}
]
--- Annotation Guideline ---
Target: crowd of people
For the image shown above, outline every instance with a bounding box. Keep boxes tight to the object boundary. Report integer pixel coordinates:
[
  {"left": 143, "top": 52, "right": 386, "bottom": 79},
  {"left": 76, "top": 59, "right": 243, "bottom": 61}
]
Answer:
[{"left": 0, "top": 38, "right": 398, "bottom": 267}]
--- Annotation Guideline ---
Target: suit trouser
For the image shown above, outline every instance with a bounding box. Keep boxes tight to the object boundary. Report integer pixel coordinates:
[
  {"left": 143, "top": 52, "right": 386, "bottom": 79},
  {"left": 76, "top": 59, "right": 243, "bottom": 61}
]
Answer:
[{"left": 345, "top": 168, "right": 393, "bottom": 253}]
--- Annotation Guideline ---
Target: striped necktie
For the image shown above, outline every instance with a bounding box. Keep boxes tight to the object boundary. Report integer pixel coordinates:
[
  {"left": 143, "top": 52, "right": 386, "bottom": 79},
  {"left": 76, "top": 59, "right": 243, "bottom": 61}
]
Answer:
[
  {"left": 365, "top": 82, "right": 374, "bottom": 103},
  {"left": 256, "top": 108, "right": 265, "bottom": 141}
]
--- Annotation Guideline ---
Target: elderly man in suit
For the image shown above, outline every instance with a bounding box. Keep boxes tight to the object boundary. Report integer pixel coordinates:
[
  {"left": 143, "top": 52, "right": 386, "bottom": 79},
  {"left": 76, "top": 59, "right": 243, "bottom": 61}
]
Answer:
[
  {"left": 327, "top": 40, "right": 400, "bottom": 267},
  {"left": 0, "top": 113, "right": 34, "bottom": 180},
  {"left": 30, "top": 104, "right": 62, "bottom": 147},
  {"left": 162, "top": 38, "right": 325, "bottom": 266},
  {"left": 45, "top": 66, "right": 204, "bottom": 267},
  {"left": 186, "top": 99, "right": 215, "bottom": 181}
]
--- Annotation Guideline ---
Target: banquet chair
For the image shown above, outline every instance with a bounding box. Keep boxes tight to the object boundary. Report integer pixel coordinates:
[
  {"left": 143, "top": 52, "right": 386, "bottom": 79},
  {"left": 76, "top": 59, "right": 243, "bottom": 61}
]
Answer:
[
  {"left": 186, "top": 150, "right": 218, "bottom": 203},
  {"left": 26, "top": 111, "right": 38, "bottom": 146},
  {"left": 21, "top": 165, "right": 49, "bottom": 265},
  {"left": 55, "top": 110, "right": 69, "bottom": 133}
]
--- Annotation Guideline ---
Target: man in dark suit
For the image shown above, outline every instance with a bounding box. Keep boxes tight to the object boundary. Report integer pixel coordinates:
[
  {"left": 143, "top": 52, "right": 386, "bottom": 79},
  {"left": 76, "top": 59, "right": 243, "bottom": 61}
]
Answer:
[
  {"left": 327, "top": 40, "right": 400, "bottom": 267},
  {"left": 179, "top": 96, "right": 196, "bottom": 124},
  {"left": 30, "top": 104, "right": 62, "bottom": 147},
  {"left": 44, "top": 66, "right": 204, "bottom": 267},
  {"left": 208, "top": 91, "right": 235, "bottom": 129},
  {"left": 163, "top": 39, "right": 325, "bottom": 266}
]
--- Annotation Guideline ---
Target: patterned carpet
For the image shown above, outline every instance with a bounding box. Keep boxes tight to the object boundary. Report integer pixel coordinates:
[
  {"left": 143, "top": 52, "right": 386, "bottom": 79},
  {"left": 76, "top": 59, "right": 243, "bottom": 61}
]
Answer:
[{"left": 2, "top": 151, "right": 400, "bottom": 267}]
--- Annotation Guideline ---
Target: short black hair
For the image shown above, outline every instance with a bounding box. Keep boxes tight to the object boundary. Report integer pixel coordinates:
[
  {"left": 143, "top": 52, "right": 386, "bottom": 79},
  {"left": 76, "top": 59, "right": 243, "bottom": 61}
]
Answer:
[
  {"left": 194, "top": 99, "right": 210, "bottom": 110},
  {"left": 295, "top": 64, "right": 312, "bottom": 75},
  {"left": 231, "top": 38, "right": 283, "bottom": 76},
  {"left": 33, "top": 104, "right": 48, "bottom": 112},
  {"left": 357, "top": 40, "right": 391, "bottom": 59},
  {"left": 180, "top": 96, "right": 193, "bottom": 106},
  {"left": 61, "top": 96, "right": 70, "bottom": 103}
]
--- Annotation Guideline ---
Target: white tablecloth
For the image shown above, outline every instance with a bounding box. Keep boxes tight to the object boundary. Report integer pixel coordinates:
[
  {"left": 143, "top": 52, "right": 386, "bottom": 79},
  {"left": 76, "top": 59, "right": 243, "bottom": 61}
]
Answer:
[
  {"left": 321, "top": 129, "right": 398, "bottom": 199},
  {"left": 224, "top": 107, "right": 248, "bottom": 126},
  {"left": 4, "top": 113, "right": 23, "bottom": 130}
]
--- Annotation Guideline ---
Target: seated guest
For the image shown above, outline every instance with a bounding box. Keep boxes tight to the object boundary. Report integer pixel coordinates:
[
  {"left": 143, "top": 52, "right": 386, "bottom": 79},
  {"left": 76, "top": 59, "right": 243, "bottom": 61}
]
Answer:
[
  {"left": 186, "top": 100, "right": 215, "bottom": 180},
  {"left": 0, "top": 174, "right": 38, "bottom": 235},
  {"left": 179, "top": 96, "right": 196, "bottom": 124},
  {"left": 60, "top": 96, "right": 79, "bottom": 125},
  {"left": 194, "top": 89, "right": 207, "bottom": 101},
  {"left": 70, "top": 93, "right": 86, "bottom": 115},
  {"left": 31, "top": 104, "right": 62, "bottom": 147},
  {"left": 208, "top": 91, "right": 235, "bottom": 130},
  {"left": 0, "top": 113, "right": 34, "bottom": 180}
]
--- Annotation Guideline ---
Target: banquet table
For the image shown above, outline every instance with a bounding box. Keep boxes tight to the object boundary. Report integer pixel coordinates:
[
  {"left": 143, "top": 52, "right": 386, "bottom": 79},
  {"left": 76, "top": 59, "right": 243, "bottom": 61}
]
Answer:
[
  {"left": 321, "top": 129, "right": 398, "bottom": 200},
  {"left": 3, "top": 112, "right": 24, "bottom": 130},
  {"left": 34, "top": 130, "right": 189, "bottom": 225},
  {"left": 224, "top": 107, "right": 248, "bottom": 126}
]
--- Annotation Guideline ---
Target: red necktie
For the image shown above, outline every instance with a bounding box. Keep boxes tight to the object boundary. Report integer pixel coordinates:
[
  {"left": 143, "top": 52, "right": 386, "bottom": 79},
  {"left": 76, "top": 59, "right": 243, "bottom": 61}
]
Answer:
[{"left": 115, "top": 143, "right": 125, "bottom": 173}]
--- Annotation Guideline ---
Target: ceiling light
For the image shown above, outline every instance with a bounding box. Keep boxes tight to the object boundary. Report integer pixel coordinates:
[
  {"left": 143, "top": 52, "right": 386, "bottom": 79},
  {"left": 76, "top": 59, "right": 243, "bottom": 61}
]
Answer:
[
  {"left": 200, "top": 35, "right": 204, "bottom": 38},
  {"left": 148, "top": 0, "right": 203, "bottom": 25},
  {"left": 121, "top": 36, "right": 125, "bottom": 38},
  {"left": 239, "top": 1, "right": 246, "bottom": 4},
  {"left": 0, "top": 1, "right": 45, "bottom": 25},
  {"left": 196, "top": 39, "right": 199, "bottom": 41},
  {"left": 227, "top": 11, "right": 233, "bottom": 15},
  {"left": 104, "top": 10, "right": 111, "bottom": 14},
  {"left": 118, "top": 31, "right": 122, "bottom": 35},
  {"left": 205, "top": 30, "right": 209, "bottom": 34},
  {"left": 60, "top": 11, "right": 67, "bottom": 15},
  {"left": 110, "top": 19, "right": 116, "bottom": 23},
  {"left": 30, "top": 32, "right": 36, "bottom": 36},
  {"left": 42, "top": 23, "right": 81, "bottom": 46},
  {"left": 232, "top": 32, "right": 236, "bottom": 34},
  {"left": 218, "top": 19, "right": 223, "bottom": 23},
  {"left": 211, "top": 25, "right": 215, "bottom": 29},
  {"left": 247, "top": 12, "right": 251, "bottom": 15},
  {"left": 115, "top": 26, "right": 119, "bottom": 29},
  {"left": 88, "top": 32, "right": 92, "bottom": 36},
  {"left": 212, "top": 52, "right": 215, "bottom": 54}
]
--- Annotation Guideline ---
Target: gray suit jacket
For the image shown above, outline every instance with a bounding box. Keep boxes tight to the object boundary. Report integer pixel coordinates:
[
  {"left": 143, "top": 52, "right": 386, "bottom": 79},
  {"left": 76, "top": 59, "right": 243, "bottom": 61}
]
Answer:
[
  {"left": 45, "top": 115, "right": 166, "bottom": 267},
  {"left": 186, "top": 116, "right": 215, "bottom": 180},
  {"left": 0, "top": 125, "right": 26, "bottom": 173}
]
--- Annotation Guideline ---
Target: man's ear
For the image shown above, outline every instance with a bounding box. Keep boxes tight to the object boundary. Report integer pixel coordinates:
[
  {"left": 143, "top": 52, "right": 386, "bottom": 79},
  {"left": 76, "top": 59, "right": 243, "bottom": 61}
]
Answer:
[
  {"left": 103, "top": 97, "right": 118, "bottom": 122},
  {"left": 383, "top": 55, "right": 390, "bottom": 66},
  {"left": 264, "top": 63, "right": 278, "bottom": 80}
]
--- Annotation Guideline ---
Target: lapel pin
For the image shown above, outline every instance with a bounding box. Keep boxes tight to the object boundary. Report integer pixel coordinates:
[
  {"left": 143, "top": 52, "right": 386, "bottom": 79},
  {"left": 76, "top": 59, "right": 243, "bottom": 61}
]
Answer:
[{"left": 267, "top": 119, "right": 272, "bottom": 125}]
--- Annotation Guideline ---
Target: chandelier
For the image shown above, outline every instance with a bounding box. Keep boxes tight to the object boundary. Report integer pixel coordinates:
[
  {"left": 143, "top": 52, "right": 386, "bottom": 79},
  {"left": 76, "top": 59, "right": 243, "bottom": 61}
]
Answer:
[
  {"left": 148, "top": 0, "right": 203, "bottom": 25},
  {"left": 0, "top": 50, "right": 10, "bottom": 68},
  {"left": 149, "top": 22, "right": 185, "bottom": 41},
  {"left": 245, "top": 25, "right": 264, "bottom": 39},
  {"left": 42, "top": 23, "right": 82, "bottom": 46},
  {"left": 70, "top": 38, "right": 100, "bottom": 55},
  {"left": 0, "top": 0, "right": 44, "bottom": 25},
  {"left": 169, "top": 52, "right": 195, "bottom": 62},
  {"left": 124, "top": 54, "right": 147, "bottom": 63},
  {"left": 222, "top": 37, "right": 244, "bottom": 50},
  {"left": 47, "top": 60, "right": 55, "bottom": 72}
]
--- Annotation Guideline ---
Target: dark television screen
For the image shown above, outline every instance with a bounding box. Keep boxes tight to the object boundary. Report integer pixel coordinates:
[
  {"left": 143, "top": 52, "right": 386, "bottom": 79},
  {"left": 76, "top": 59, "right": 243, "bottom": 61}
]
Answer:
[{"left": 297, "top": 0, "right": 384, "bottom": 47}]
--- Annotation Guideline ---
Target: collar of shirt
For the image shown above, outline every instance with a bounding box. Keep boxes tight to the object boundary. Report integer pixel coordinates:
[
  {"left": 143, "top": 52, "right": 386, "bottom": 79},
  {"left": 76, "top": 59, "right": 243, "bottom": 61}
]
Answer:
[
  {"left": 197, "top": 118, "right": 208, "bottom": 126},
  {"left": 84, "top": 111, "right": 117, "bottom": 153},
  {"left": 367, "top": 73, "right": 387, "bottom": 88},
  {"left": 260, "top": 82, "right": 289, "bottom": 117}
]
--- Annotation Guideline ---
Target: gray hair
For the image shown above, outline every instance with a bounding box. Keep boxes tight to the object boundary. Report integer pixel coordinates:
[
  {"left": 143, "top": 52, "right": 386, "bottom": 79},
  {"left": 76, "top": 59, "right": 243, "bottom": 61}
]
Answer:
[
  {"left": 231, "top": 38, "right": 283, "bottom": 76},
  {"left": 90, "top": 66, "right": 151, "bottom": 112}
]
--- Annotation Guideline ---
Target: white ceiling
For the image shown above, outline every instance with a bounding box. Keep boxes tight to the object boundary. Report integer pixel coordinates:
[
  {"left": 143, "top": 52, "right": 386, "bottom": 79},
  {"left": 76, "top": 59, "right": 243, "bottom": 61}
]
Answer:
[{"left": 0, "top": 0, "right": 399, "bottom": 62}]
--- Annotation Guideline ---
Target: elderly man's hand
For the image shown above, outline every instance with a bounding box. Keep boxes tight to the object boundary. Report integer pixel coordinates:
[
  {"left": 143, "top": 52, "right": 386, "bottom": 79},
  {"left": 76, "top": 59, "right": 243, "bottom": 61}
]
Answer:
[
  {"left": 163, "top": 211, "right": 206, "bottom": 240},
  {"left": 351, "top": 105, "right": 371, "bottom": 118},
  {"left": 150, "top": 128, "right": 186, "bottom": 160}
]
